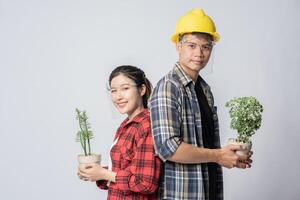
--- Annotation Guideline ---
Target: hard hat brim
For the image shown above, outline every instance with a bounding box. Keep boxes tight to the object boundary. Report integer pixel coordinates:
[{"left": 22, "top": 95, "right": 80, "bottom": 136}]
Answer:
[{"left": 171, "top": 31, "right": 220, "bottom": 43}]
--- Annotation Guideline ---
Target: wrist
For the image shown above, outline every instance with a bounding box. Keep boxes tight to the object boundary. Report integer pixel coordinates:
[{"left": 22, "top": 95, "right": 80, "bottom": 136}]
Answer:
[
  {"left": 211, "top": 149, "right": 221, "bottom": 164},
  {"left": 105, "top": 169, "right": 116, "bottom": 182}
]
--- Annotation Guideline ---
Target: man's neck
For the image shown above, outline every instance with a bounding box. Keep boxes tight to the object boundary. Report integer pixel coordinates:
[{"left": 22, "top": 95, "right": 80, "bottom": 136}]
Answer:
[{"left": 178, "top": 62, "right": 199, "bottom": 82}]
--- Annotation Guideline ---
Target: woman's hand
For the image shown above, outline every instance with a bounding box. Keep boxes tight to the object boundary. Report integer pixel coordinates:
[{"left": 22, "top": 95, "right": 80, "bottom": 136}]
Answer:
[{"left": 77, "top": 164, "right": 116, "bottom": 182}]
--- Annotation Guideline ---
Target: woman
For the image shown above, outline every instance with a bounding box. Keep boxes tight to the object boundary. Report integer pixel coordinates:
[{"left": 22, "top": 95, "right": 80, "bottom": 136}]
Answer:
[{"left": 77, "top": 65, "right": 161, "bottom": 200}]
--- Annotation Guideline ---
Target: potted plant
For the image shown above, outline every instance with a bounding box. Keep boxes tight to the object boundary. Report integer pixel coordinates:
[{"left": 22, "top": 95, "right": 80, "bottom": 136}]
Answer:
[
  {"left": 76, "top": 108, "right": 101, "bottom": 165},
  {"left": 225, "top": 96, "right": 263, "bottom": 156}
]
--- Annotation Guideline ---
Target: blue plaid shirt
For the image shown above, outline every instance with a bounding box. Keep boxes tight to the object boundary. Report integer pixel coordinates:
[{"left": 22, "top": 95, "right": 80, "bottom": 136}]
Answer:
[{"left": 150, "top": 63, "right": 223, "bottom": 200}]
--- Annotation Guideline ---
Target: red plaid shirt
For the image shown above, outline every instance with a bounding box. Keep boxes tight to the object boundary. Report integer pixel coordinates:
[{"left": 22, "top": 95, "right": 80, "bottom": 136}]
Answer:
[{"left": 96, "top": 109, "right": 161, "bottom": 200}]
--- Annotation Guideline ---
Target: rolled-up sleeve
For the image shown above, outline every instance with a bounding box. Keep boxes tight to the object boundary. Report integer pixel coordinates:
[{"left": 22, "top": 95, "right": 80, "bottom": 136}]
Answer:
[
  {"left": 150, "top": 79, "right": 182, "bottom": 162},
  {"left": 96, "top": 166, "right": 109, "bottom": 190},
  {"left": 96, "top": 180, "right": 109, "bottom": 190}
]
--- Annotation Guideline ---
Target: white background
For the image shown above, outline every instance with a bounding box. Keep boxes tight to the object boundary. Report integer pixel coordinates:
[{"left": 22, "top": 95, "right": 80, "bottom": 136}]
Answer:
[{"left": 1, "top": 0, "right": 299, "bottom": 199}]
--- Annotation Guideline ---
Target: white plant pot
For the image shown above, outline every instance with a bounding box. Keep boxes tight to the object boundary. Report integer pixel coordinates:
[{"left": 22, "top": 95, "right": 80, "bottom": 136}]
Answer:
[
  {"left": 77, "top": 154, "right": 101, "bottom": 165},
  {"left": 228, "top": 138, "right": 252, "bottom": 156}
]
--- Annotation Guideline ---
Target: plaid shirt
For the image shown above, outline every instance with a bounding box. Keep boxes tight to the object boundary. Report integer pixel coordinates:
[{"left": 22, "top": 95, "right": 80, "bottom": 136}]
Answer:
[
  {"left": 150, "top": 63, "right": 223, "bottom": 200},
  {"left": 96, "top": 109, "right": 161, "bottom": 200}
]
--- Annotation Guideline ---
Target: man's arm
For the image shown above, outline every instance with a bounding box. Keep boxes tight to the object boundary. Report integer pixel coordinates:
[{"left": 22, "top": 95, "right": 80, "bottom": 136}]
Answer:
[
  {"left": 150, "top": 79, "right": 251, "bottom": 168},
  {"left": 169, "top": 142, "right": 252, "bottom": 168},
  {"left": 150, "top": 79, "right": 183, "bottom": 162}
]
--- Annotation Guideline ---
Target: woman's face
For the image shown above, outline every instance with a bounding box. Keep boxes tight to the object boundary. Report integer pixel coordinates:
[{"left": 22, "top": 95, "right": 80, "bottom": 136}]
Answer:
[{"left": 110, "top": 74, "right": 145, "bottom": 119}]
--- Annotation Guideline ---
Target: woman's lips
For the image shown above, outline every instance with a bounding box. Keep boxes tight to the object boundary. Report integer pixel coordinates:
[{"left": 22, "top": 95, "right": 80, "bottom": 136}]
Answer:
[{"left": 117, "top": 102, "right": 127, "bottom": 107}]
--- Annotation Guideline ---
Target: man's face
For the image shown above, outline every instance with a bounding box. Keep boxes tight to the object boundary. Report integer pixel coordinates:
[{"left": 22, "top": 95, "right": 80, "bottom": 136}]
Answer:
[{"left": 176, "top": 33, "right": 213, "bottom": 80}]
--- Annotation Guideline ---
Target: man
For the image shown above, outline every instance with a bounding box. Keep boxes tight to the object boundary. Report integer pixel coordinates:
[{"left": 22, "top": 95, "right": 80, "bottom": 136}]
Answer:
[{"left": 150, "top": 8, "right": 252, "bottom": 200}]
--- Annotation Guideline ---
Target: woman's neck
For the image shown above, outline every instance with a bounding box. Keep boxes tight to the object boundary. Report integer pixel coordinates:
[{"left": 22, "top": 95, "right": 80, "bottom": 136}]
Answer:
[{"left": 127, "top": 107, "right": 145, "bottom": 123}]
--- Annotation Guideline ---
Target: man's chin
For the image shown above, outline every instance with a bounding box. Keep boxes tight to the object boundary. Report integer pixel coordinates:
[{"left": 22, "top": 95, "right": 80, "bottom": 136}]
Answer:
[{"left": 191, "top": 64, "right": 206, "bottom": 71}]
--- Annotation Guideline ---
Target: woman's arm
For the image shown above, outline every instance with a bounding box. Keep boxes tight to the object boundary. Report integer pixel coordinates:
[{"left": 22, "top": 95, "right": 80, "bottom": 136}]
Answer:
[{"left": 113, "top": 124, "right": 161, "bottom": 195}]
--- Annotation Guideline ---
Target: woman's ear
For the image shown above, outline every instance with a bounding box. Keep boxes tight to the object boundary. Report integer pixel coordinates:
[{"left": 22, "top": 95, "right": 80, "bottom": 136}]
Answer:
[{"left": 140, "top": 84, "right": 146, "bottom": 96}]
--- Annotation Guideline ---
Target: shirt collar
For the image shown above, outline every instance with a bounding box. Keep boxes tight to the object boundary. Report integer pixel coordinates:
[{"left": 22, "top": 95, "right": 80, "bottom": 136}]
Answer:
[
  {"left": 173, "top": 62, "right": 194, "bottom": 87},
  {"left": 120, "top": 109, "right": 149, "bottom": 128},
  {"left": 174, "top": 62, "right": 211, "bottom": 90}
]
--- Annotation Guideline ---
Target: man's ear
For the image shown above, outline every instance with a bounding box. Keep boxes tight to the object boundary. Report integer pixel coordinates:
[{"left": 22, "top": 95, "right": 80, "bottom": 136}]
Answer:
[{"left": 176, "top": 42, "right": 181, "bottom": 53}]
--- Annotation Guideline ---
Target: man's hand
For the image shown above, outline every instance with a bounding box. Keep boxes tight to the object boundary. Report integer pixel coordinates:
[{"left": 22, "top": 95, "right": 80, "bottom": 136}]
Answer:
[{"left": 216, "top": 144, "right": 253, "bottom": 169}]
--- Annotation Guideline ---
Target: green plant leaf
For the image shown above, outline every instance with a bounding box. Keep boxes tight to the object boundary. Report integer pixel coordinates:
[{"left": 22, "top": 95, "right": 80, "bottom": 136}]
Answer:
[
  {"left": 225, "top": 96, "right": 263, "bottom": 143},
  {"left": 75, "top": 108, "right": 94, "bottom": 156}
]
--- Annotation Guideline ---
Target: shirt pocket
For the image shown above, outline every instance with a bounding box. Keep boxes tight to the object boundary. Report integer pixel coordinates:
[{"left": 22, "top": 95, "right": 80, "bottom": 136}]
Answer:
[{"left": 119, "top": 146, "right": 134, "bottom": 169}]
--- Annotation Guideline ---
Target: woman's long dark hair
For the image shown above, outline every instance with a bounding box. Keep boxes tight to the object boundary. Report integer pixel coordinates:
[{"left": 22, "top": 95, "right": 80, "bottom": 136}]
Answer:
[{"left": 109, "top": 65, "right": 152, "bottom": 108}]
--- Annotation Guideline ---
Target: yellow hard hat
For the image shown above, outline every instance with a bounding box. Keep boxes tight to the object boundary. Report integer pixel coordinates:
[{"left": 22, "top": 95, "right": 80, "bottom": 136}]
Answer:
[{"left": 171, "top": 8, "right": 220, "bottom": 43}]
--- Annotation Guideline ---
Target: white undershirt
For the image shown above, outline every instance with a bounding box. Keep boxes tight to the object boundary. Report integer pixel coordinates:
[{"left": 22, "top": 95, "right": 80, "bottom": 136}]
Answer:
[{"left": 107, "top": 137, "right": 119, "bottom": 186}]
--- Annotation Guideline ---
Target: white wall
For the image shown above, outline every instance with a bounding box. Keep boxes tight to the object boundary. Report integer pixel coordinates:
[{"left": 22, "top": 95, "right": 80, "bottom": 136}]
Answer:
[{"left": 1, "top": 0, "right": 299, "bottom": 199}]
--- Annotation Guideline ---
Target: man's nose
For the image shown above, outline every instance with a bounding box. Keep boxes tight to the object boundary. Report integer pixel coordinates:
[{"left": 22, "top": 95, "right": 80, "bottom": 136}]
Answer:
[{"left": 195, "top": 46, "right": 205, "bottom": 57}]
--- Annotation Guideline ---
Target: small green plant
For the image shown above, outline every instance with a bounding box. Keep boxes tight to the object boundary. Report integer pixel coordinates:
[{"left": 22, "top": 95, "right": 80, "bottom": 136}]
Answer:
[
  {"left": 75, "top": 108, "right": 93, "bottom": 156},
  {"left": 225, "top": 96, "right": 263, "bottom": 143}
]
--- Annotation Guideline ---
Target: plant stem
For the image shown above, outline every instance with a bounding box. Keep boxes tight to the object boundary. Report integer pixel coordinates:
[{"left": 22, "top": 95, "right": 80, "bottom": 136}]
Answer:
[
  {"left": 87, "top": 138, "right": 91, "bottom": 155},
  {"left": 79, "top": 116, "right": 87, "bottom": 156},
  {"left": 83, "top": 118, "right": 91, "bottom": 155},
  {"left": 79, "top": 130, "right": 87, "bottom": 156}
]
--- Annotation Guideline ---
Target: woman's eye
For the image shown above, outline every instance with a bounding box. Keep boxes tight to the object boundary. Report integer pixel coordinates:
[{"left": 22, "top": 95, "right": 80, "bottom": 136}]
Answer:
[{"left": 121, "top": 87, "right": 129, "bottom": 91}]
